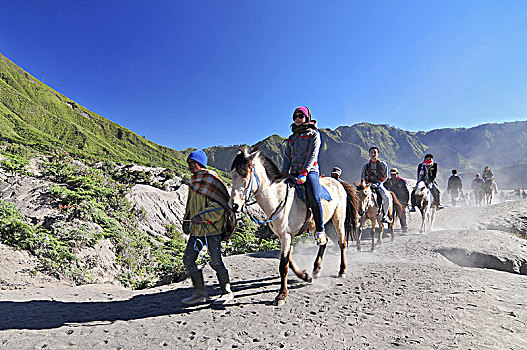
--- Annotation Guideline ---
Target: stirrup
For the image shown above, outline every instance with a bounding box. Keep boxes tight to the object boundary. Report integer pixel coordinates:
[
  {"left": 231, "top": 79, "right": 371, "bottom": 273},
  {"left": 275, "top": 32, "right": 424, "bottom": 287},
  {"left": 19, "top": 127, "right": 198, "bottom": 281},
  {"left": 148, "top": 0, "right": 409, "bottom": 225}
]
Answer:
[{"left": 314, "top": 231, "right": 327, "bottom": 246}]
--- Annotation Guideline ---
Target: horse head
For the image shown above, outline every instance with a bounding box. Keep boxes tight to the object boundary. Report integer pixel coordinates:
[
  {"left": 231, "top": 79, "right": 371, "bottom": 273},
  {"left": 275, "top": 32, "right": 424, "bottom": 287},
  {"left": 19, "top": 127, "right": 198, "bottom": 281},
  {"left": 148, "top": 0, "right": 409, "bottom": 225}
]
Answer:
[
  {"left": 354, "top": 178, "right": 372, "bottom": 216},
  {"left": 413, "top": 181, "right": 429, "bottom": 208},
  {"left": 229, "top": 146, "right": 261, "bottom": 213}
]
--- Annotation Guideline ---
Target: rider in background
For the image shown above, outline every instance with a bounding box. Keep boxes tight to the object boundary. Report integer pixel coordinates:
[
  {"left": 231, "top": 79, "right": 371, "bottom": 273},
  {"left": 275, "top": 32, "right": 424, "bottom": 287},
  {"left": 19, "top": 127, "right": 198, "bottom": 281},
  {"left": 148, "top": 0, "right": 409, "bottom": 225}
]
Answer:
[
  {"left": 282, "top": 106, "right": 327, "bottom": 246},
  {"left": 360, "top": 146, "right": 390, "bottom": 221},
  {"left": 447, "top": 169, "right": 463, "bottom": 206},
  {"left": 331, "top": 167, "right": 342, "bottom": 181},
  {"left": 383, "top": 168, "right": 409, "bottom": 233},
  {"left": 410, "top": 153, "right": 442, "bottom": 211},
  {"left": 482, "top": 165, "right": 494, "bottom": 182},
  {"left": 482, "top": 165, "right": 498, "bottom": 193},
  {"left": 471, "top": 173, "right": 485, "bottom": 206}
]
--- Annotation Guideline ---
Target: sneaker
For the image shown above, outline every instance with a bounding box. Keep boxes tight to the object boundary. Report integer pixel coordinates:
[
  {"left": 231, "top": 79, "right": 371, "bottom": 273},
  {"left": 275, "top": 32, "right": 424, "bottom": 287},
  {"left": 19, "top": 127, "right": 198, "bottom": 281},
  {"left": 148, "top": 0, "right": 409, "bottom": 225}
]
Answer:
[
  {"left": 436, "top": 206, "right": 444, "bottom": 210},
  {"left": 409, "top": 207, "right": 416, "bottom": 212},
  {"left": 314, "top": 231, "right": 327, "bottom": 246}
]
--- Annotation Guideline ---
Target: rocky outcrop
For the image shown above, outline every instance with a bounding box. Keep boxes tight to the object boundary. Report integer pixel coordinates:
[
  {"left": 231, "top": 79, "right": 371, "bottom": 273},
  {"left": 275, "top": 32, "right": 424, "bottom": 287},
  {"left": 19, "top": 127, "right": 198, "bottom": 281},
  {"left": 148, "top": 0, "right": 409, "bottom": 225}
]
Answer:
[{"left": 126, "top": 184, "right": 188, "bottom": 237}]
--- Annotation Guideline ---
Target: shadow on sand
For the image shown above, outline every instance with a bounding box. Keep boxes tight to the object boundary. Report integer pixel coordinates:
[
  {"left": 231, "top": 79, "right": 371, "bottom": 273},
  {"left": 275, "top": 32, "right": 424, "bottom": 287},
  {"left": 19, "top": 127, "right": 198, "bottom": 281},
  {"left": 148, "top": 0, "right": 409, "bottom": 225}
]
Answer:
[{"left": 0, "top": 276, "right": 313, "bottom": 331}]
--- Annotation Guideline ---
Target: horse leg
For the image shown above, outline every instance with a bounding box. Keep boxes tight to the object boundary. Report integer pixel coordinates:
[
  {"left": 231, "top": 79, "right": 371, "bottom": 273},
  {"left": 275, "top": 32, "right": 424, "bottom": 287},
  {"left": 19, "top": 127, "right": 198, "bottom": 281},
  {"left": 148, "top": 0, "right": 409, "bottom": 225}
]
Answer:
[
  {"left": 377, "top": 215, "right": 384, "bottom": 247},
  {"left": 370, "top": 217, "right": 377, "bottom": 251},
  {"left": 357, "top": 216, "right": 367, "bottom": 251},
  {"left": 419, "top": 209, "right": 426, "bottom": 233},
  {"left": 288, "top": 246, "right": 312, "bottom": 283},
  {"left": 430, "top": 208, "right": 436, "bottom": 231},
  {"left": 335, "top": 219, "right": 348, "bottom": 278},
  {"left": 275, "top": 236, "right": 292, "bottom": 306},
  {"left": 312, "top": 244, "right": 327, "bottom": 279}
]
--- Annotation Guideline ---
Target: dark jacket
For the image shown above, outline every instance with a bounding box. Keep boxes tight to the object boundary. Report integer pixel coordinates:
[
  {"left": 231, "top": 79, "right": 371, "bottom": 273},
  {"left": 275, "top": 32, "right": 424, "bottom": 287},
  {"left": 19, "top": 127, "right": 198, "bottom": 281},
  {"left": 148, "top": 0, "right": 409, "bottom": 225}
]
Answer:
[
  {"left": 361, "top": 160, "right": 388, "bottom": 184},
  {"left": 417, "top": 162, "right": 437, "bottom": 185},
  {"left": 384, "top": 177, "right": 409, "bottom": 205},
  {"left": 282, "top": 123, "right": 321, "bottom": 175},
  {"left": 447, "top": 175, "right": 463, "bottom": 192}
]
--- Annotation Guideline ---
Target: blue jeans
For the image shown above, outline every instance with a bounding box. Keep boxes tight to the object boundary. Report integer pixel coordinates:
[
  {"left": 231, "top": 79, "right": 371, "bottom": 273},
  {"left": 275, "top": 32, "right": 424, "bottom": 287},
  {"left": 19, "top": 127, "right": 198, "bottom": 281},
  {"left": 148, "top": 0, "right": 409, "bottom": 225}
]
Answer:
[
  {"left": 305, "top": 171, "right": 324, "bottom": 232},
  {"left": 183, "top": 234, "right": 227, "bottom": 275}
]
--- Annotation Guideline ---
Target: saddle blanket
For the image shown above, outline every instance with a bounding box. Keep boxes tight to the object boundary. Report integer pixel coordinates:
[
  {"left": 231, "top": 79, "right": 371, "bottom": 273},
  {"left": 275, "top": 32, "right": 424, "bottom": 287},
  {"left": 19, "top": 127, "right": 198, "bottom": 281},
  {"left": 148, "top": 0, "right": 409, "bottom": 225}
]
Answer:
[{"left": 295, "top": 184, "right": 332, "bottom": 201}]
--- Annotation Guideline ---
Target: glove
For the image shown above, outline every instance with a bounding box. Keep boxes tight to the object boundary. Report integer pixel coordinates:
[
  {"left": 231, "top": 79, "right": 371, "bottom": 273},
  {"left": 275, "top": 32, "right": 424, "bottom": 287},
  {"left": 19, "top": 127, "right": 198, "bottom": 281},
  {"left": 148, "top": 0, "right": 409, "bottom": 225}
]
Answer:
[{"left": 297, "top": 170, "right": 308, "bottom": 184}]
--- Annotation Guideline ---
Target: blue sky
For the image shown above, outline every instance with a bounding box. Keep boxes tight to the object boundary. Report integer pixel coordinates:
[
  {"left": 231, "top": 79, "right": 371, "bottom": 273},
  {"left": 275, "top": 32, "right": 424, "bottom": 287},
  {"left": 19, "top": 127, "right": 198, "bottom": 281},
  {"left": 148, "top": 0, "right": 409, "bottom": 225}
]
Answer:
[{"left": 1, "top": 1, "right": 527, "bottom": 150}]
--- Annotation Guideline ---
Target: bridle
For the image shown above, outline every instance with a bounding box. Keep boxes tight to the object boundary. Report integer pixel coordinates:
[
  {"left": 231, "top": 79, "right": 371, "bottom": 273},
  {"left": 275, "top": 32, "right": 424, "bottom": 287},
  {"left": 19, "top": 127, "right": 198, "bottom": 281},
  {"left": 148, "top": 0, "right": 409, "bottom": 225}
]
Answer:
[
  {"left": 358, "top": 186, "right": 374, "bottom": 216},
  {"left": 240, "top": 166, "right": 289, "bottom": 224}
]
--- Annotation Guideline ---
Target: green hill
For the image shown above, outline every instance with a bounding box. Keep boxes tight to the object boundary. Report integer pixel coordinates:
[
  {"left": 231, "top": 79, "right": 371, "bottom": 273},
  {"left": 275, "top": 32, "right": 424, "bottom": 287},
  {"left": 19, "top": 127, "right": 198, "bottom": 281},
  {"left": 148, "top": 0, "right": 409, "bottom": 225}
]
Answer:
[
  {"left": 206, "top": 121, "right": 527, "bottom": 189},
  {"left": 0, "top": 52, "right": 187, "bottom": 172}
]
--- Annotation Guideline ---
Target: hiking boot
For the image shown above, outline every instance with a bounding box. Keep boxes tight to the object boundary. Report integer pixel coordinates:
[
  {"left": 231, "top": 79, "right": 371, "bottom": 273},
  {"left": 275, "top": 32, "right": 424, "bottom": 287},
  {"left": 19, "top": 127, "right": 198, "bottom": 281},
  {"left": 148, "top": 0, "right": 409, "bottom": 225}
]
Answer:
[
  {"left": 181, "top": 271, "right": 209, "bottom": 305},
  {"left": 214, "top": 272, "right": 234, "bottom": 304},
  {"left": 314, "top": 231, "right": 327, "bottom": 246},
  {"left": 401, "top": 227, "right": 408, "bottom": 233}
]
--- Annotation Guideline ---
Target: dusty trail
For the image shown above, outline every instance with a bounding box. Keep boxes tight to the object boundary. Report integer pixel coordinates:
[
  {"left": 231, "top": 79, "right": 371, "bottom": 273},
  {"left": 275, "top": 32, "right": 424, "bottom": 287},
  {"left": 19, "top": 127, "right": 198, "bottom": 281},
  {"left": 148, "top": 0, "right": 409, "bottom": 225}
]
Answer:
[{"left": 0, "top": 201, "right": 526, "bottom": 349}]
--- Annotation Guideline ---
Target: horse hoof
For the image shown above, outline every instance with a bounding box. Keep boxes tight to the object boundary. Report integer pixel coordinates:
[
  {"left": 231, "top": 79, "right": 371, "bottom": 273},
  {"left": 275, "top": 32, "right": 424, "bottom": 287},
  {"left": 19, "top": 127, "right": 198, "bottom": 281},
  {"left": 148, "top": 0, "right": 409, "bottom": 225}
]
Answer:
[
  {"left": 302, "top": 271, "right": 313, "bottom": 283},
  {"left": 338, "top": 273, "right": 347, "bottom": 279},
  {"left": 312, "top": 271, "right": 320, "bottom": 280},
  {"left": 275, "top": 299, "right": 286, "bottom": 307}
]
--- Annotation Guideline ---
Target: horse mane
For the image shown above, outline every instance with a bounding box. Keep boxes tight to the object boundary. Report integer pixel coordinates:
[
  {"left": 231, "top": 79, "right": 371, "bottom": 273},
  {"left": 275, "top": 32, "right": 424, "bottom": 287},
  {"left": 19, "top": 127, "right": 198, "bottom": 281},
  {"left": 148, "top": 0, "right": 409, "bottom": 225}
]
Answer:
[
  {"left": 231, "top": 147, "right": 288, "bottom": 183},
  {"left": 231, "top": 151, "right": 250, "bottom": 178}
]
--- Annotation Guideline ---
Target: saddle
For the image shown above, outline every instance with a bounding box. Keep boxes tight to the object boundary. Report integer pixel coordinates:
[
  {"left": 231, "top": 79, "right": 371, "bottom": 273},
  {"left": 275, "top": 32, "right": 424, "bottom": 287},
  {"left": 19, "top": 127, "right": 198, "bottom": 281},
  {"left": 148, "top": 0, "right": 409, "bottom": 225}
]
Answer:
[{"left": 293, "top": 183, "right": 332, "bottom": 202}]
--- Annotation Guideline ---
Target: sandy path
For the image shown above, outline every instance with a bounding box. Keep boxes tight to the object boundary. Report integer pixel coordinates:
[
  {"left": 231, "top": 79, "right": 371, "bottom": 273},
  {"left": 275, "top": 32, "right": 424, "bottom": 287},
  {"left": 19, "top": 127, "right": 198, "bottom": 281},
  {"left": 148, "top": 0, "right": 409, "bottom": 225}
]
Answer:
[{"left": 0, "top": 202, "right": 526, "bottom": 349}]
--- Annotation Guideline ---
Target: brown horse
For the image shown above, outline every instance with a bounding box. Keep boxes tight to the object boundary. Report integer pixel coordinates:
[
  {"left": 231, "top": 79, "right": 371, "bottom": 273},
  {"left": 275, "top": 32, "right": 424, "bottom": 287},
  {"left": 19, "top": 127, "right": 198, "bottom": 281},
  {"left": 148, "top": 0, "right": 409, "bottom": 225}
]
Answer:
[
  {"left": 229, "top": 147, "right": 358, "bottom": 306},
  {"left": 355, "top": 179, "right": 403, "bottom": 251}
]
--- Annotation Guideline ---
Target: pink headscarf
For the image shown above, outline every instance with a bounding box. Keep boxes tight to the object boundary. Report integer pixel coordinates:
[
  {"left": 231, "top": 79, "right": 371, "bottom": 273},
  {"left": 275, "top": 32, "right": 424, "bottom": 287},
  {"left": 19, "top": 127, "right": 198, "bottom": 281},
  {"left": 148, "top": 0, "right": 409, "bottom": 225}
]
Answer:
[{"left": 293, "top": 106, "right": 311, "bottom": 121}]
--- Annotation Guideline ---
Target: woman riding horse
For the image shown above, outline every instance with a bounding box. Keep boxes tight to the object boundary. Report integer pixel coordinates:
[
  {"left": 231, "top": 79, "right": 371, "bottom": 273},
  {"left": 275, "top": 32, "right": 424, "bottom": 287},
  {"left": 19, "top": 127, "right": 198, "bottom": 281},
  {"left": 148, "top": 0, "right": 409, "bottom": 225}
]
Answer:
[{"left": 282, "top": 106, "right": 327, "bottom": 246}]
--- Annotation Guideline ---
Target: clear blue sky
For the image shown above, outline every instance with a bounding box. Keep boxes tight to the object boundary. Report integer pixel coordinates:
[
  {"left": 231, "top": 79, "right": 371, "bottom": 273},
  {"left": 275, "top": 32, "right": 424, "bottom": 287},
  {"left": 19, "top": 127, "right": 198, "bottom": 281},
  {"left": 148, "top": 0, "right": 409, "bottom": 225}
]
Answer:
[{"left": 1, "top": 1, "right": 527, "bottom": 150}]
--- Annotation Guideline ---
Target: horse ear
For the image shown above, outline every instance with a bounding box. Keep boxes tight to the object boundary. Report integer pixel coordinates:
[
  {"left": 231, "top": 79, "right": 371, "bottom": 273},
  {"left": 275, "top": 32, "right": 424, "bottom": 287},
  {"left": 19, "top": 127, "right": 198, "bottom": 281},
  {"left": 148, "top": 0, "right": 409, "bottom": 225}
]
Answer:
[
  {"left": 247, "top": 149, "right": 261, "bottom": 162},
  {"left": 239, "top": 145, "right": 250, "bottom": 156}
]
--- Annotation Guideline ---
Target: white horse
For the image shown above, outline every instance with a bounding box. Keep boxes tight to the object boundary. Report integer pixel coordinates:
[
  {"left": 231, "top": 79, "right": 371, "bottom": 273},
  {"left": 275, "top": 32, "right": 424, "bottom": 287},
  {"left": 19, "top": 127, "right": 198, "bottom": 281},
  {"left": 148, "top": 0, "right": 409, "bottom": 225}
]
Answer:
[
  {"left": 412, "top": 181, "right": 436, "bottom": 233},
  {"left": 229, "top": 147, "right": 358, "bottom": 306}
]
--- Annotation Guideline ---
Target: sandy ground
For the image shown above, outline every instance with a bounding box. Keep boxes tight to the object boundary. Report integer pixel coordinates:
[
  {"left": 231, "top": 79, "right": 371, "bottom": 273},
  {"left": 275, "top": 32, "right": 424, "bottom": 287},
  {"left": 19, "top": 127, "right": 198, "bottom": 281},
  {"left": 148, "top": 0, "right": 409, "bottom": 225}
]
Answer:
[{"left": 0, "top": 201, "right": 526, "bottom": 349}]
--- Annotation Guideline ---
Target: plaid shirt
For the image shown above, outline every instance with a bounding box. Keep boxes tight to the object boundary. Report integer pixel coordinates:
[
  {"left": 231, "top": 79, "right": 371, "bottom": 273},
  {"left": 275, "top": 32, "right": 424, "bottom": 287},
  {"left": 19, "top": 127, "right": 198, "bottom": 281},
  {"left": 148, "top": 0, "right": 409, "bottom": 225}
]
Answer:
[
  {"left": 183, "top": 170, "right": 229, "bottom": 237},
  {"left": 189, "top": 169, "right": 229, "bottom": 207}
]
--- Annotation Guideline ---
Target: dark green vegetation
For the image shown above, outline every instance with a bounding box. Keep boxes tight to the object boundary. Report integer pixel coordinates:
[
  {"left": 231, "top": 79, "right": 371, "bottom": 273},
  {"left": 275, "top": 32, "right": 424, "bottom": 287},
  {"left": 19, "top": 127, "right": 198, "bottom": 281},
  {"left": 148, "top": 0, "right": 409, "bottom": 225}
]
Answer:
[{"left": 207, "top": 122, "right": 527, "bottom": 189}]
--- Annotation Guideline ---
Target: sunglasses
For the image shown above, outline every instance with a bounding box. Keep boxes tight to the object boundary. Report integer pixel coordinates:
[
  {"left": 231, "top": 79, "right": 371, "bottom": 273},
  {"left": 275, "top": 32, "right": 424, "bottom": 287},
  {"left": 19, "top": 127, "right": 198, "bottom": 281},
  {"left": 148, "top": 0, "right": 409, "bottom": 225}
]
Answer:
[{"left": 293, "top": 114, "right": 306, "bottom": 120}]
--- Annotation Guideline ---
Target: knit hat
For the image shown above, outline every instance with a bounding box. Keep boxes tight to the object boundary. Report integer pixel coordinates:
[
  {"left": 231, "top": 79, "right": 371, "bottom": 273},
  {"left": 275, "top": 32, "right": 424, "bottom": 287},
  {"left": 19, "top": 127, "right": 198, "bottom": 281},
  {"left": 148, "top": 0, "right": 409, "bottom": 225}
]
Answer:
[
  {"left": 187, "top": 150, "right": 207, "bottom": 168},
  {"left": 331, "top": 167, "right": 342, "bottom": 176},
  {"left": 293, "top": 106, "right": 312, "bottom": 122}
]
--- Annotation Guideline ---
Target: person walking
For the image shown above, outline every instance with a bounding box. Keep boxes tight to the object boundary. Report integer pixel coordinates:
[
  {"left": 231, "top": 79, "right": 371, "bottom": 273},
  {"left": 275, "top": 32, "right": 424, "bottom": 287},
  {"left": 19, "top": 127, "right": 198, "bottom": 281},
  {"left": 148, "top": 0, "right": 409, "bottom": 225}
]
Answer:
[
  {"left": 360, "top": 146, "right": 390, "bottom": 220},
  {"left": 471, "top": 173, "right": 485, "bottom": 206},
  {"left": 181, "top": 150, "right": 234, "bottom": 305},
  {"left": 447, "top": 169, "right": 463, "bottom": 206},
  {"left": 383, "top": 168, "right": 409, "bottom": 232},
  {"left": 282, "top": 106, "right": 327, "bottom": 246}
]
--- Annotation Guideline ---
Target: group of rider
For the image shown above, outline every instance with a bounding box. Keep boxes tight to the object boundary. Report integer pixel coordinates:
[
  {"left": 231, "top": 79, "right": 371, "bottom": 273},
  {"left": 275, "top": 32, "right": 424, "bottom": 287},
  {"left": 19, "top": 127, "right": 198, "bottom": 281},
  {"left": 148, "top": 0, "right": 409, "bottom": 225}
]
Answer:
[
  {"left": 179, "top": 106, "right": 500, "bottom": 305},
  {"left": 447, "top": 165, "right": 498, "bottom": 206}
]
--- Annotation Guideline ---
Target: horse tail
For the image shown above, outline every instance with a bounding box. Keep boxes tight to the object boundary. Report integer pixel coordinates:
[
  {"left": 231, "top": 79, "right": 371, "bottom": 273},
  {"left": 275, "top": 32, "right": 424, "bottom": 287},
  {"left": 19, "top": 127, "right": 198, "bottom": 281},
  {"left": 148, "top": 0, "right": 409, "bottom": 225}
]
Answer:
[
  {"left": 340, "top": 181, "right": 359, "bottom": 244},
  {"left": 390, "top": 191, "right": 404, "bottom": 216}
]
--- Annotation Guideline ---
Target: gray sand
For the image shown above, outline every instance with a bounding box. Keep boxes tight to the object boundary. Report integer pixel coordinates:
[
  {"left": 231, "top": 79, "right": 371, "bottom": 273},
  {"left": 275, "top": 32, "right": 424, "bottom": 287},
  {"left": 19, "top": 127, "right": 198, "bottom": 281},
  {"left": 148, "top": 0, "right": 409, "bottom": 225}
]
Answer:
[{"left": 0, "top": 201, "right": 526, "bottom": 349}]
